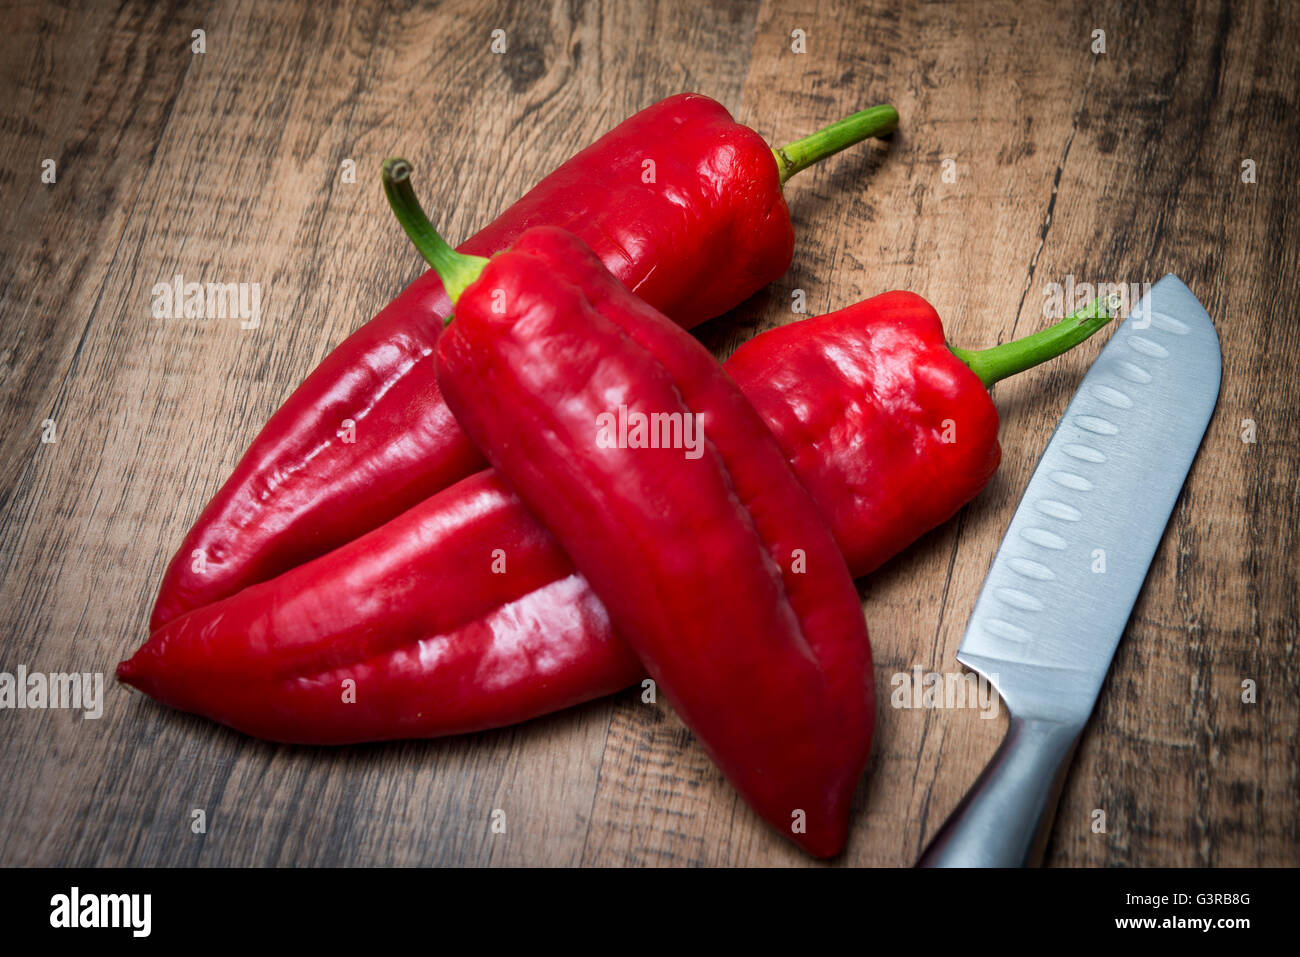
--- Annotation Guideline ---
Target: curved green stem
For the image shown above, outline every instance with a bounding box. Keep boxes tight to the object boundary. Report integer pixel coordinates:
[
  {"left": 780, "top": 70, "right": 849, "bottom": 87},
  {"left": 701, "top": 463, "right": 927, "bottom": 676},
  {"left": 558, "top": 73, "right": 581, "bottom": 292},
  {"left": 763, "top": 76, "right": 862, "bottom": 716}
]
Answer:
[
  {"left": 382, "top": 158, "right": 487, "bottom": 309},
  {"left": 772, "top": 104, "right": 899, "bottom": 184},
  {"left": 950, "top": 293, "right": 1124, "bottom": 388}
]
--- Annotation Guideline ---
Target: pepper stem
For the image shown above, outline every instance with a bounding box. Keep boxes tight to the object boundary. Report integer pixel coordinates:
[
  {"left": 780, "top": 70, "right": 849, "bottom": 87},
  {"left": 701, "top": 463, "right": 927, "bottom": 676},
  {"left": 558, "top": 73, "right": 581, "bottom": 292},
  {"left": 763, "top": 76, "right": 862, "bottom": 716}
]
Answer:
[
  {"left": 382, "top": 158, "right": 487, "bottom": 307},
  {"left": 771, "top": 104, "right": 900, "bottom": 184},
  {"left": 950, "top": 293, "right": 1124, "bottom": 388}
]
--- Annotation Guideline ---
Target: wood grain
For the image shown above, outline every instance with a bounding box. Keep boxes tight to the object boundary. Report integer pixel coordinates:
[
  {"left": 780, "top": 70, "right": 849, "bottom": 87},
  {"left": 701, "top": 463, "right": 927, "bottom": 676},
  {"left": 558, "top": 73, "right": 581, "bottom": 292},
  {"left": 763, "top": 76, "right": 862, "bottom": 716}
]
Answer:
[{"left": 1, "top": 0, "right": 1296, "bottom": 866}]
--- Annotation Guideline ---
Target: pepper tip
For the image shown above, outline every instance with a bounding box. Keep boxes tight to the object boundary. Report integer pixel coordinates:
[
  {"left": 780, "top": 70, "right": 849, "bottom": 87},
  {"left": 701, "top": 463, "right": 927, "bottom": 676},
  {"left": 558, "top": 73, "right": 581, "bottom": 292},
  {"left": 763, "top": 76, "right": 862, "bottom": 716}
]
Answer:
[{"left": 115, "top": 657, "right": 138, "bottom": 685}]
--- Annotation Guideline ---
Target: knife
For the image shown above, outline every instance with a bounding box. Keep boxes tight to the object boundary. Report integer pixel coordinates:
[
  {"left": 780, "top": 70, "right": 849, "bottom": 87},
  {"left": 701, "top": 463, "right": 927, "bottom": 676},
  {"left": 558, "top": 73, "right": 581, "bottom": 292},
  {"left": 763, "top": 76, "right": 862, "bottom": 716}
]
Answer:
[{"left": 916, "top": 274, "right": 1221, "bottom": 867}]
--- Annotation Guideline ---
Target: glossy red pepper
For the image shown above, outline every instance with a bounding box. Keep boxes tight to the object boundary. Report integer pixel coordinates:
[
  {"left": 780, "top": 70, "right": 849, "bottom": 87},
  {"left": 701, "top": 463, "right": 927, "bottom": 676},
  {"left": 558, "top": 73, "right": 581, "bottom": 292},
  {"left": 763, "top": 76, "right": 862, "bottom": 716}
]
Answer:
[
  {"left": 149, "top": 94, "right": 898, "bottom": 630},
  {"left": 120, "top": 294, "right": 1116, "bottom": 753},
  {"left": 413, "top": 213, "right": 872, "bottom": 856},
  {"left": 730, "top": 295, "right": 1001, "bottom": 576},
  {"left": 121, "top": 469, "right": 640, "bottom": 743}
]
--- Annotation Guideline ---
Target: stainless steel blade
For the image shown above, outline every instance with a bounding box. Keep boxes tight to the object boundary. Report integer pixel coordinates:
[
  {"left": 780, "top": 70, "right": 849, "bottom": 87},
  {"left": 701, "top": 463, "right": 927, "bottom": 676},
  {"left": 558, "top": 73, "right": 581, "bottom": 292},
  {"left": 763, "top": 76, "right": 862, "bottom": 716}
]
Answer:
[{"left": 957, "top": 274, "right": 1222, "bottom": 724}]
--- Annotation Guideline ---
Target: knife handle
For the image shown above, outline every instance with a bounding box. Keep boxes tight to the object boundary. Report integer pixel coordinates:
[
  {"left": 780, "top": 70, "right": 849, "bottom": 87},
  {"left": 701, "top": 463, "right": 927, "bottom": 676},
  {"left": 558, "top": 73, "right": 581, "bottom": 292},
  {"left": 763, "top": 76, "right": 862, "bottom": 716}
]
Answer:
[{"left": 916, "top": 715, "right": 1083, "bottom": 867}]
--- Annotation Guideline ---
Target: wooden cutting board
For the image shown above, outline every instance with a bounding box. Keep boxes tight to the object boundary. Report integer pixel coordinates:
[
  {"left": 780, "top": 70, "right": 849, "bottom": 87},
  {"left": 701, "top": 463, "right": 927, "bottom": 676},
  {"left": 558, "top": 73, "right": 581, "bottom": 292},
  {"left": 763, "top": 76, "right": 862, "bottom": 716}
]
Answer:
[{"left": 1, "top": 0, "right": 1296, "bottom": 866}]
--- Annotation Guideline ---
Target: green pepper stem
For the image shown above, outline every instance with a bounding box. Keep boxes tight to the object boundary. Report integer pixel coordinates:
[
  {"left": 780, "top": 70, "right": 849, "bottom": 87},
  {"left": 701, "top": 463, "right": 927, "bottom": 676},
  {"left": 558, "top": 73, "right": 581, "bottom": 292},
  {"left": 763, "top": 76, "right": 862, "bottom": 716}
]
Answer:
[
  {"left": 772, "top": 104, "right": 899, "bottom": 184},
  {"left": 382, "top": 158, "right": 487, "bottom": 308},
  {"left": 950, "top": 293, "right": 1124, "bottom": 388}
]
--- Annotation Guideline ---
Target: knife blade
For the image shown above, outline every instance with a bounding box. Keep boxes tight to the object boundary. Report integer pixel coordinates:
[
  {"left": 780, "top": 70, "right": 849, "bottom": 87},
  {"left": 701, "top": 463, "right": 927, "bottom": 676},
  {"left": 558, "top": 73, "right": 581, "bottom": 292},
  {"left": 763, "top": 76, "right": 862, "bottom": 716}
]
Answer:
[{"left": 917, "top": 273, "right": 1221, "bottom": 867}]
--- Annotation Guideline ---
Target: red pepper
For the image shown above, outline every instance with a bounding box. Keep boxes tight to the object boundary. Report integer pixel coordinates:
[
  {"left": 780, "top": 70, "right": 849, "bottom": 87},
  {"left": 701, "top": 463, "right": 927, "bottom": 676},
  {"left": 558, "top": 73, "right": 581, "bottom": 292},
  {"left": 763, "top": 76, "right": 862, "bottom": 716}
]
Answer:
[
  {"left": 149, "top": 95, "right": 898, "bottom": 630},
  {"left": 398, "top": 206, "right": 870, "bottom": 856},
  {"left": 120, "top": 286, "right": 1116, "bottom": 756},
  {"left": 729, "top": 292, "right": 1002, "bottom": 576},
  {"left": 121, "top": 469, "right": 642, "bottom": 743}
]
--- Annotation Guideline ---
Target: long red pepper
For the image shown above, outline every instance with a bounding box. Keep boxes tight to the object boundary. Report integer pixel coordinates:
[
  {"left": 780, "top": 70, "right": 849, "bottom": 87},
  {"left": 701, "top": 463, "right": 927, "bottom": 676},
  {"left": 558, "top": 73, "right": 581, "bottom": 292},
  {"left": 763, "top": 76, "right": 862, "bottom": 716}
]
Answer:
[
  {"left": 412, "top": 217, "right": 874, "bottom": 857},
  {"left": 149, "top": 95, "right": 898, "bottom": 630},
  {"left": 121, "top": 469, "right": 640, "bottom": 743},
  {"left": 120, "top": 295, "right": 1117, "bottom": 748}
]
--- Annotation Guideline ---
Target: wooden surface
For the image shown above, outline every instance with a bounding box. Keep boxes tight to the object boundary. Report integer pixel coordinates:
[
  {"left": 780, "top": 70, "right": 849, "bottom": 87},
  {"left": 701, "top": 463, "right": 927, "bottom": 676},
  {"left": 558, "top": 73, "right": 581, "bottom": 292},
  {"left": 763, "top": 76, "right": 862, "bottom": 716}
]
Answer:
[{"left": 1, "top": 0, "right": 1296, "bottom": 867}]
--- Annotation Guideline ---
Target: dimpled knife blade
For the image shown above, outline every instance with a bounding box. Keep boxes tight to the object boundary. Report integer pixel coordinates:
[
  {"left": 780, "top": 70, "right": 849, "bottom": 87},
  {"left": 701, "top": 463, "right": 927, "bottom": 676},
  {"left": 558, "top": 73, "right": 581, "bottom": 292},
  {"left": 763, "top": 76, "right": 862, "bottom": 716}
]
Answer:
[{"left": 919, "top": 274, "right": 1221, "bottom": 867}]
